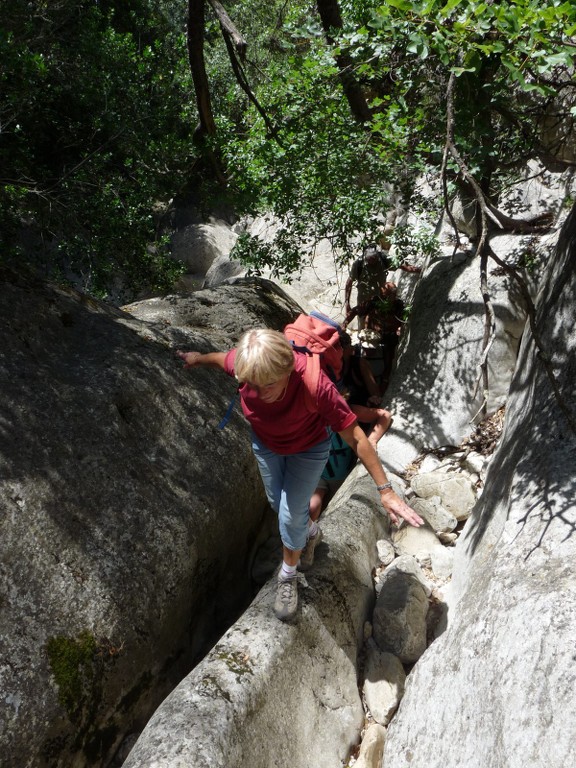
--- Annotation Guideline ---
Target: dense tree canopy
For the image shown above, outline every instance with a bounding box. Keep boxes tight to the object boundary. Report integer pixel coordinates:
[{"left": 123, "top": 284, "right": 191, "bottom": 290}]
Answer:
[
  {"left": 1, "top": 0, "right": 575, "bottom": 297},
  {"left": 0, "top": 0, "right": 195, "bottom": 298},
  {"left": 208, "top": 0, "right": 576, "bottom": 275}
]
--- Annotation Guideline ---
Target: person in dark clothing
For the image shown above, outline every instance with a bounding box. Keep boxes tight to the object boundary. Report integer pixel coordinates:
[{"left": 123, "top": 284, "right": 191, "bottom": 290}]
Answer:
[
  {"left": 344, "top": 243, "right": 420, "bottom": 329},
  {"left": 344, "top": 282, "right": 405, "bottom": 393},
  {"left": 365, "top": 282, "right": 405, "bottom": 390},
  {"left": 307, "top": 334, "right": 393, "bottom": 527}
]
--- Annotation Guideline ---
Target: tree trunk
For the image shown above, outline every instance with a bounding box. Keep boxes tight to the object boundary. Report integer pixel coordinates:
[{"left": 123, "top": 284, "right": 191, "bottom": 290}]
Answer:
[
  {"left": 315, "top": 0, "right": 372, "bottom": 124},
  {"left": 207, "top": 0, "right": 247, "bottom": 58},
  {"left": 187, "top": 0, "right": 217, "bottom": 138}
]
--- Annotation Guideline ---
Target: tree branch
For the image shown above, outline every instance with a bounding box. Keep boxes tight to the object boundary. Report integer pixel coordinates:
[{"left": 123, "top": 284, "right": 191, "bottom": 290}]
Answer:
[
  {"left": 443, "top": 72, "right": 495, "bottom": 421},
  {"left": 487, "top": 245, "right": 576, "bottom": 435},
  {"left": 315, "top": 0, "right": 372, "bottom": 123},
  {"left": 443, "top": 72, "right": 576, "bottom": 434},
  {"left": 187, "top": 0, "right": 217, "bottom": 138},
  {"left": 207, "top": 0, "right": 247, "bottom": 59},
  {"left": 187, "top": 0, "right": 228, "bottom": 186},
  {"left": 216, "top": 11, "right": 279, "bottom": 139}
]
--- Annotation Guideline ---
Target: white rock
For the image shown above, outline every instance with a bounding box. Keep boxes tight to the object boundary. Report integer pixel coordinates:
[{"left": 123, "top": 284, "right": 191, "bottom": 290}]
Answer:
[
  {"left": 430, "top": 546, "right": 454, "bottom": 582},
  {"left": 392, "top": 521, "right": 445, "bottom": 563},
  {"left": 363, "top": 645, "right": 406, "bottom": 726},
  {"left": 353, "top": 723, "right": 387, "bottom": 768},
  {"left": 418, "top": 454, "right": 442, "bottom": 473},
  {"left": 464, "top": 451, "right": 486, "bottom": 475},
  {"left": 377, "top": 539, "right": 396, "bottom": 565},
  {"left": 410, "top": 496, "right": 458, "bottom": 533},
  {"left": 411, "top": 470, "right": 477, "bottom": 521}
]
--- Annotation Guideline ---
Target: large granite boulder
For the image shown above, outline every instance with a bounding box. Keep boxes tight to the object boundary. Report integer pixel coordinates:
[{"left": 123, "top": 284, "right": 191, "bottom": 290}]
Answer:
[
  {"left": 382, "top": 206, "right": 576, "bottom": 767},
  {"left": 378, "top": 248, "right": 528, "bottom": 474},
  {"left": 0, "top": 270, "right": 298, "bottom": 767},
  {"left": 171, "top": 216, "right": 238, "bottom": 276},
  {"left": 122, "top": 472, "right": 388, "bottom": 768}
]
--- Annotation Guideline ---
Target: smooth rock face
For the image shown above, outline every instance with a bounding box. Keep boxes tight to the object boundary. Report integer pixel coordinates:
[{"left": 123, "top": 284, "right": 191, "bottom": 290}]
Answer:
[
  {"left": 123, "top": 587, "right": 364, "bottom": 768},
  {"left": 377, "top": 251, "right": 527, "bottom": 474},
  {"left": 0, "top": 272, "right": 299, "bottom": 767},
  {"left": 122, "top": 474, "right": 386, "bottom": 768},
  {"left": 372, "top": 556, "right": 430, "bottom": 663},
  {"left": 383, "top": 207, "right": 576, "bottom": 768},
  {"left": 363, "top": 645, "right": 406, "bottom": 726}
]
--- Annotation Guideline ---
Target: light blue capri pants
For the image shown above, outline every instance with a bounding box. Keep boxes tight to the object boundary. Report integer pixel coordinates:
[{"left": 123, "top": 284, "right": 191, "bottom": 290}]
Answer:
[{"left": 251, "top": 432, "right": 331, "bottom": 552}]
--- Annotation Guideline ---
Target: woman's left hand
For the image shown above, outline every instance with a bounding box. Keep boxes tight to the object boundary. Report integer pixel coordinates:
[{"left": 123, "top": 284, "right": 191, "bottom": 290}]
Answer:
[{"left": 380, "top": 489, "right": 424, "bottom": 527}]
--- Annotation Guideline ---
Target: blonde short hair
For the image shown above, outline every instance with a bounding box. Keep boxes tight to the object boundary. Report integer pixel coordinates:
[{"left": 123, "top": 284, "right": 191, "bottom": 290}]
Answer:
[{"left": 235, "top": 329, "right": 295, "bottom": 386}]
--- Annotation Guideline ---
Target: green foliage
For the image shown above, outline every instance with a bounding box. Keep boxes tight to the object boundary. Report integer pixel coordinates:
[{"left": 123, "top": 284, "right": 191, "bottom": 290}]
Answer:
[
  {"left": 217, "top": 21, "right": 407, "bottom": 274},
  {"left": 3, "top": 0, "right": 574, "bottom": 291},
  {"left": 401, "top": 302, "right": 413, "bottom": 323},
  {"left": 0, "top": 0, "right": 193, "bottom": 300},
  {"left": 46, "top": 631, "right": 97, "bottom": 721},
  {"left": 231, "top": 230, "right": 300, "bottom": 279},
  {"left": 204, "top": 0, "right": 576, "bottom": 276},
  {"left": 389, "top": 225, "right": 441, "bottom": 267},
  {"left": 357, "top": 0, "right": 576, "bottom": 179}
]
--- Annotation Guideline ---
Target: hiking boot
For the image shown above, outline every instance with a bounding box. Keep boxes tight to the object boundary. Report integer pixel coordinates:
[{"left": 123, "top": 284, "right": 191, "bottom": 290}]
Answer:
[
  {"left": 274, "top": 575, "right": 298, "bottom": 621},
  {"left": 298, "top": 526, "right": 323, "bottom": 572}
]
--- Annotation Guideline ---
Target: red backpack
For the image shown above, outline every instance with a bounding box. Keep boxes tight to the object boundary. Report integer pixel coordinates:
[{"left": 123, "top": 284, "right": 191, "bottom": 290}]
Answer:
[{"left": 283, "top": 311, "right": 345, "bottom": 410}]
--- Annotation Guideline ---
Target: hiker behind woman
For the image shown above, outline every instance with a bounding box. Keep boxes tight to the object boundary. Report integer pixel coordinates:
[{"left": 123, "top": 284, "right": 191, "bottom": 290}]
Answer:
[
  {"left": 177, "top": 329, "right": 423, "bottom": 623},
  {"left": 340, "top": 331, "right": 385, "bottom": 407},
  {"left": 309, "top": 333, "right": 393, "bottom": 526},
  {"left": 308, "top": 404, "right": 392, "bottom": 531},
  {"left": 366, "top": 281, "right": 405, "bottom": 392},
  {"left": 344, "top": 243, "right": 420, "bottom": 330}
]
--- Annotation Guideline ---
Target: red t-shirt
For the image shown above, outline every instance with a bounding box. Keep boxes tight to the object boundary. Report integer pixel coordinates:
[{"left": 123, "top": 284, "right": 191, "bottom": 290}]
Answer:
[{"left": 224, "top": 349, "right": 357, "bottom": 455}]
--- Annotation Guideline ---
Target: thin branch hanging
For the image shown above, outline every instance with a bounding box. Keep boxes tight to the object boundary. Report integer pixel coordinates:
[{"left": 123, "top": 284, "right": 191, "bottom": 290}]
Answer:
[
  {"left": 442, "top": 73, "right": 576, "bottom": 435},
  {"left": 443, "top": 72, "right": 495, "bottom": 421}
]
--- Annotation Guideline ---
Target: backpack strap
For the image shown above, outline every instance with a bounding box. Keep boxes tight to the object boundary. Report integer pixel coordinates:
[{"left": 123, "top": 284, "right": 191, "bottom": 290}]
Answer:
[
  {"left": 217, "top": 386, "right": 239, "bottom": 429},
  {"left": 300, "top": 352, "right": 321, "bottom": 412},
  {"left": 322, "top": 431, "right": 356, "bottom": 480},
  {"left": 309, "top": 310, "right": 343, "bottom": 333}
]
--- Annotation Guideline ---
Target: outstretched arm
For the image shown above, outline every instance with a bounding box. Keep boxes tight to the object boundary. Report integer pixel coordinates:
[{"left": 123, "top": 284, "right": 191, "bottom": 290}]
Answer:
[
  {"left": 344, "top": 276, "right": 353, "bottom": 314},
  {"left": 176, "top": 350, "right": 227, "bottom": 370},
  {"left": 339, "top": 422, "right": 423, "bottom": 527},
  {"left": 399, "top": 263, "right": 422, "bottom": 274}
]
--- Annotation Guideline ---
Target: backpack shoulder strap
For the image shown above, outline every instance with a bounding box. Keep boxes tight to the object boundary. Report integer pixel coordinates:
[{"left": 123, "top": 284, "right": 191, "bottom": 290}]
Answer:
[
  {"left": 217, "top": 385, "right": 240, "bottom": 429},
  {"left": 300, "top": 352, "right": 321, "bottom": 412}
]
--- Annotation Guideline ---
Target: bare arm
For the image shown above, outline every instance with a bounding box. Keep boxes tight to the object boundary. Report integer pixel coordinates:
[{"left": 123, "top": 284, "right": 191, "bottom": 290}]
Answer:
[
  {"left": 344, "top": 276, "right": 354, "bottom": 312},
  {"left": 339, "top": 422, "right": 423, "bottom": 527},
  {"left": 358, "top": 357, "right": 381, "bottom": 401},
  {"left": 176, "top": 350, "right": 227, "bottom": 370},
  {"left": 399, "top": 263, "right": 422, "bottom": 274},
  {"left": 342, "top": 303, "right": 358, "bottom": 330}
]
